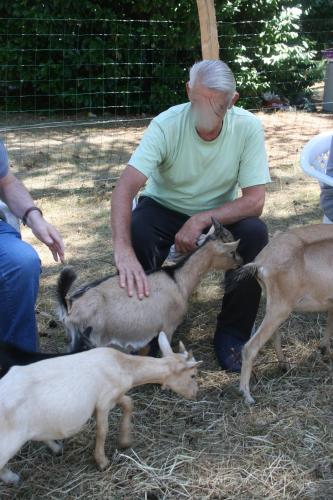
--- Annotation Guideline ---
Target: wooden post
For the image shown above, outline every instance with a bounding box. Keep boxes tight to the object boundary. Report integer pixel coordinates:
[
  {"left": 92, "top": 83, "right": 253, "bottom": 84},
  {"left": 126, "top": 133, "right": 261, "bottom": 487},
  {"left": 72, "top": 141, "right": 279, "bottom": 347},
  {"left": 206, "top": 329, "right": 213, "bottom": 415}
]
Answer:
[{"left": 196, "top": 0, "right": 220, "bottom": 60}]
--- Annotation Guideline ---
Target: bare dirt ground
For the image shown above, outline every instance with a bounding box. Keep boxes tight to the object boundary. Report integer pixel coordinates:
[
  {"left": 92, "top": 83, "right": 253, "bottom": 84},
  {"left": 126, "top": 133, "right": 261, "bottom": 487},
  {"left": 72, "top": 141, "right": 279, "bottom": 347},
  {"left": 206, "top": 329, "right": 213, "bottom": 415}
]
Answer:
[{"left": 0, "top": 109, "right": 332, "bottom": 499}]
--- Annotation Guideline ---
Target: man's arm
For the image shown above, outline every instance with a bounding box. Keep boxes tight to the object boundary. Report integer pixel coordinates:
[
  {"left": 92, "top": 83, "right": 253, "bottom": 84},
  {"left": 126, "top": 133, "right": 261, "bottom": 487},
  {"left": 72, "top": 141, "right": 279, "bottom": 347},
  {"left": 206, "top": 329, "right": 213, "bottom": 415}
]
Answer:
[
  {"left": 111, "top": 165, "right": 149, "bottom": 299},
  {"left": 174, "top": 185, "right": 265, "bottom": 253},
  {"left": 0, "top": 172, "right": 64, "bottom": 262}
]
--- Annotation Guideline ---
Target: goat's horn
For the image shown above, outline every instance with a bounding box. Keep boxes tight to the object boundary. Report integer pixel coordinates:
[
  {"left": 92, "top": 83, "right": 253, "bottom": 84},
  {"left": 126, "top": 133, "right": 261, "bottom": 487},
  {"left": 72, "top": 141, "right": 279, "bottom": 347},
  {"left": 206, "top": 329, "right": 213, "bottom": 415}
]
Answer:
[
  {"left": 179, "top": 341, "right": 186, "bottom": 353},
  {"left": 211, "top": 216, "right": 222, "bottom": 232}
]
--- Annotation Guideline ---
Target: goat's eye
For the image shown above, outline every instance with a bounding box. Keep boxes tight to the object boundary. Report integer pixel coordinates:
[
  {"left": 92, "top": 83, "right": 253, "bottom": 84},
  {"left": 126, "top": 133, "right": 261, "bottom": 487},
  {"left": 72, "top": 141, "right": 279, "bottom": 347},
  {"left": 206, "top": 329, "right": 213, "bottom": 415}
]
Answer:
[{"left": 191, "top": 374, "right": 196, "bottom": 379}]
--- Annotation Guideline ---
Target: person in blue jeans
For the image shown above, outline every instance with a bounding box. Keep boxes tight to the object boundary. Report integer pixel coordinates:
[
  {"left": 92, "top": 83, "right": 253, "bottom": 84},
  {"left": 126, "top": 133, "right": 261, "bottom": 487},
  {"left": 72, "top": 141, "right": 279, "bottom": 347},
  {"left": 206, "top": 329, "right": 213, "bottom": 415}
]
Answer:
[
  {"left": 111, "top": 60, "right": 270, "bottom": 372},
  {"left": 0, "top": 142, "right": 64, "bottom": 351},
  {"left": 320, "top": 136, "right": 333, "bottom": 223}
]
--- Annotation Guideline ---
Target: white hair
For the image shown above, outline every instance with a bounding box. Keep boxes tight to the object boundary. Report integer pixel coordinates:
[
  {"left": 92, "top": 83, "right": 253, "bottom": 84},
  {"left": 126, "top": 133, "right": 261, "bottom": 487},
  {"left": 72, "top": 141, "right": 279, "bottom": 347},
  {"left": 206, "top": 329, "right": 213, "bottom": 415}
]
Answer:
[{"left": 189, "top": 60, "right": 236, "bottom": 96}]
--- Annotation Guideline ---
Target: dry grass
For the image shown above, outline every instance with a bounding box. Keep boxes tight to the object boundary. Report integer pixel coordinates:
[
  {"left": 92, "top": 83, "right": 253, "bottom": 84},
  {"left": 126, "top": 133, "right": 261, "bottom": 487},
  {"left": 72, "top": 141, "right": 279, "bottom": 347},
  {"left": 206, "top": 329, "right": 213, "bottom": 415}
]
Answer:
[{"left": 1, "top": 110, "right": 333, "bottom": 499}]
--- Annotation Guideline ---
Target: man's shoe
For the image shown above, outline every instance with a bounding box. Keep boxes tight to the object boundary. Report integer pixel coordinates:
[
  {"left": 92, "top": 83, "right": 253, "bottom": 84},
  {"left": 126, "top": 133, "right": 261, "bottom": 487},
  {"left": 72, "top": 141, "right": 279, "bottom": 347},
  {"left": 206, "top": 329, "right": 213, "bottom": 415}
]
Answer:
[{"left": 214, "top": 333, "right": 246, "bottom": 373}]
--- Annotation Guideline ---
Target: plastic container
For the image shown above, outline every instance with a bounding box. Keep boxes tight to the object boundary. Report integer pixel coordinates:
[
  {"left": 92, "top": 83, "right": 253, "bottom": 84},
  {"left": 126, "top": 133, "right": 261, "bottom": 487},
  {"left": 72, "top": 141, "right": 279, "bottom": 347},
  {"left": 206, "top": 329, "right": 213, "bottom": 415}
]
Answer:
[
  {"left": 300, "top": 131, "right": 332, "bottom": 186},
  {"left": 322, "top": 48, "right": 333, "bottom": 60}
]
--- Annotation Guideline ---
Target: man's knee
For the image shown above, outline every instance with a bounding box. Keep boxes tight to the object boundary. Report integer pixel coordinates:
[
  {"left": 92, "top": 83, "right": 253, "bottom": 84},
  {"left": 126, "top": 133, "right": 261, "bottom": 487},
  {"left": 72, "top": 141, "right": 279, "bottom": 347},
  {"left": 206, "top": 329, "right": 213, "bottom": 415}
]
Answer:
[
  {"left": 228, "top": 217, "right": 268, "bottom": 263},
  {"left": 131, "top": 218, "right": 146, "bottom": 254},
  {"left": 10, "top": 243, "right": 41, "bottom": 283}
]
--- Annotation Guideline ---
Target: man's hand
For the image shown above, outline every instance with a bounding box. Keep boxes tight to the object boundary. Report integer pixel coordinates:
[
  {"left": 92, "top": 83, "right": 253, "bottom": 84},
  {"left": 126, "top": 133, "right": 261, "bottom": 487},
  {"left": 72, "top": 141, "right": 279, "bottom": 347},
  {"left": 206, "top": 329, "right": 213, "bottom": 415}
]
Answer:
[
  {"left": 115, "top": 248, "right": 149, "bottom": 300},
  {"left": 27, "top": 211, "right": 65, "bottom": 262},
  {"left": 174, "top": 215, "right": 207, "bottom": 254}
]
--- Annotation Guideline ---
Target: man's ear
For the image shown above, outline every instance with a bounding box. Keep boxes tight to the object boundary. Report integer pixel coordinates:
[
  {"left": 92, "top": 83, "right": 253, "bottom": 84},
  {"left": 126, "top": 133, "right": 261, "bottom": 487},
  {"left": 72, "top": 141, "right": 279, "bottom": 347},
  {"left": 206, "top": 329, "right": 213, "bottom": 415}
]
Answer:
[
  {"left": 186, "top": 81, "right": 191, "bottom": 101},
  {"left": 229, "top": 92, "right": 239, "bottom": 108}
]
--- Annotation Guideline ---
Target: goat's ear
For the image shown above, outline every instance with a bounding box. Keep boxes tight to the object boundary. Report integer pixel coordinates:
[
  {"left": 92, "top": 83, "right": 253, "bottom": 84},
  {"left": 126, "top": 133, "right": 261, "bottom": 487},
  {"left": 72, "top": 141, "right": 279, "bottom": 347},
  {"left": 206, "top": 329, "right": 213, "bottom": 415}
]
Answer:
[
  {"left": 179, "top": 341, "right": 186, "bottom": 354},
  {"left": 186, "top": 360, "right": 203, "bottom": 369},
  {"left": 158, "top": 331, "right": 173, "bottom": 356},
  {"left": 211, "top": 217, "right": 234, "bottom": 242},
  {"left": 224, "top": 240, "right": 240, "bottom": 252},
  {"left": 187, "top": 349, "right": 193, "bottom": 360},
  {"left": 66, "top": 297, "right": 73, "bottom": 313},
  {"left": 211, "top": 217, "right": 222, "bottom": 236}
]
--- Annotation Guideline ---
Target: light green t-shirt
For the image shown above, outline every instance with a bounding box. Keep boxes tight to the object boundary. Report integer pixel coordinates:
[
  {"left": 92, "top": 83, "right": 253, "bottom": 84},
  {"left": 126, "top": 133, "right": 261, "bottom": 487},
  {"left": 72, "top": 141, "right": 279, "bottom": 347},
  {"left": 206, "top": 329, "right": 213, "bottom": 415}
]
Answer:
[{"left": 129, "top": 102, "right": 270, "bottom": 216}]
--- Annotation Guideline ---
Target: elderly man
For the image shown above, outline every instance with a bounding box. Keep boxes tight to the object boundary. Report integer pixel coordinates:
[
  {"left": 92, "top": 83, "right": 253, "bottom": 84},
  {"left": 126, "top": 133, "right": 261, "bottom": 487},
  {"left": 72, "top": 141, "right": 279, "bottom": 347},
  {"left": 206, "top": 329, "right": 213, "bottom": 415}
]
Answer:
[
  {"left": 0, "top": 142, "right": 64, "bottom": 351},
  {"left": 111, "top": 60, "right": 270, "bottom": 371}
]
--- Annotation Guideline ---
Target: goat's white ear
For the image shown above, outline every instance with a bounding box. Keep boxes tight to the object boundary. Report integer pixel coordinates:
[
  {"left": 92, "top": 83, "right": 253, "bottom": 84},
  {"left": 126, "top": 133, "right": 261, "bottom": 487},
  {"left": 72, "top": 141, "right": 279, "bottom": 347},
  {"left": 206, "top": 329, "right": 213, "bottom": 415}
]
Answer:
[
  {"left": 187, "top": 349, "right": 193, "bottom": 360},
  {"left": 158, "top": 331, "right": 173, "bottom": 356},
  {"left": 179, "top": 341, "right": 186, "bottom": 354},
  {"left": 187, "top": 360, "right": 203, "bottom": 369}
]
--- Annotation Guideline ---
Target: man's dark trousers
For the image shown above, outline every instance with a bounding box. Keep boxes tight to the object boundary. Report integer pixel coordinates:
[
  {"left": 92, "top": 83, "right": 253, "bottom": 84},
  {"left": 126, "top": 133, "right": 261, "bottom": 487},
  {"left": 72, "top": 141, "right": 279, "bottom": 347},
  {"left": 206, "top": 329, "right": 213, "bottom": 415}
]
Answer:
[{"left": 131, "top": 196, "right": 268, "bottom": 359}]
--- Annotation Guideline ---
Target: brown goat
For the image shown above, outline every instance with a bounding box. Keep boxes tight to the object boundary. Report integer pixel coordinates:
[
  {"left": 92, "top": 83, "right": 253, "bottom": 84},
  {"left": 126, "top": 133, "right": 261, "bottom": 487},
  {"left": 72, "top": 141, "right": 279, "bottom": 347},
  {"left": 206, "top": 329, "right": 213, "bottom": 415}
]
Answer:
[
  {"left": 57, "top": 218, "right": 241, "bottom": 353},
  {"left": 232, "top": 224, "right": 333, "bottom": 404}
]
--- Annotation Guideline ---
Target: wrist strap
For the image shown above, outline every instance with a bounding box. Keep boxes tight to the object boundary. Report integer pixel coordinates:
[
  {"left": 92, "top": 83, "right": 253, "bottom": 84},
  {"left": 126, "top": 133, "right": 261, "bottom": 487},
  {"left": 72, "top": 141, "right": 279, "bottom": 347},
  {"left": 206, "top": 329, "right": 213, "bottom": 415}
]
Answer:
[{"left": 22, "top": 206, "right": 43, "bottom": 226}]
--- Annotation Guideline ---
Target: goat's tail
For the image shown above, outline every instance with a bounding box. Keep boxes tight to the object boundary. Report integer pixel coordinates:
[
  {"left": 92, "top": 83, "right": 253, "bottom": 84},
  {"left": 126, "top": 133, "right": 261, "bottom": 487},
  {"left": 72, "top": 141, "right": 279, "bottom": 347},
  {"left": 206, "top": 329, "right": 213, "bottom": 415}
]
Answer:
[
  {"left": 224, "top": 263, "right": 259, "bottom": 294},
  {"left": 57, "top": 266, "right": 77, "bottom": 313}
]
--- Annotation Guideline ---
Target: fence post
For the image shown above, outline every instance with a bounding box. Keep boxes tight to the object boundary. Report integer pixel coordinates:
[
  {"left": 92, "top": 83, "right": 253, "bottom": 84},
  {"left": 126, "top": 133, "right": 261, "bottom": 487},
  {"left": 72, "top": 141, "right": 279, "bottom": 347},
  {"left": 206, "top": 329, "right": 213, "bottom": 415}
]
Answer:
[{"left": 196, "top": 0, "right": 220, "bottom": 60}]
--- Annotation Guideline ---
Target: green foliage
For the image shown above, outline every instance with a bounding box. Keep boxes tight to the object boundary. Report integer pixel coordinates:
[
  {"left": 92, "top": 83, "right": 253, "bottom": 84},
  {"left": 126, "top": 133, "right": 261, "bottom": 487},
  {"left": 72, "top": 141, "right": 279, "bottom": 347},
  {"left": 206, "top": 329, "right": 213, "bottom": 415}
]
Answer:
[
  {"left": 217, "top": 4, "right": 325, "bottom": 107},
  {"left": 0, "top": 0, "right": 328, "bottom": 115}
]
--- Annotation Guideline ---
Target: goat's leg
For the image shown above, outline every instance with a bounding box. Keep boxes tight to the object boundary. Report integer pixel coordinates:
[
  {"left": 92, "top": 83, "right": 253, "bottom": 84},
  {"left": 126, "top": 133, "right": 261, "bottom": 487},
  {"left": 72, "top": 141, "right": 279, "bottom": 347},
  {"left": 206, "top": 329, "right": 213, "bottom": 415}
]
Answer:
[
  {"left": 0, "top": 436, "right": 26, "bottom": 485},
  {"left": 94, "top": 407, "right": 110, "bottom": 470},
  {"left": 273, "top": 332, "right": 291, "bottom": 371},
  {"left": 117, "top": 395, "right": 133, "bottom": 449},
  {"left": 320, "top": 309, "right": 333, "bottom": 356},
  {"left": 240, "top": 308, "right": 290, "bottom": 404},
  {"left": 44, "top": 440, "right": 63, "bottom": 455},
  {"left": 0, "top": 466, "right": 20, "bottom": 486}
]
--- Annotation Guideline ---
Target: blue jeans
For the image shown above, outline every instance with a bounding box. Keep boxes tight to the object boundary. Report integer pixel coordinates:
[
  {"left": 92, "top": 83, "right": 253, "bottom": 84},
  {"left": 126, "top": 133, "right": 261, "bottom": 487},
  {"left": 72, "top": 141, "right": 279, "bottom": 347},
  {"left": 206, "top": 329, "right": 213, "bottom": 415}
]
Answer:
[{"left": 0, "top": 221, "right": 41, "bottom": 351}]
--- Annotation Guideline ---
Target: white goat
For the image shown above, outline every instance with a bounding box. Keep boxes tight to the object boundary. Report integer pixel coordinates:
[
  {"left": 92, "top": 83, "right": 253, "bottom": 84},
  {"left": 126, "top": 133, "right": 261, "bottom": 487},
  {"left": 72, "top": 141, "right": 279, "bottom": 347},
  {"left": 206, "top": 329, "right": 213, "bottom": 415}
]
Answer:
[
  {"left": 0, "top": 332, "right": 201, "bottom": 485},
  {"left": 231, "top": 224, "right": 333, "bottom": 404},
  {"left": 57, "top": 218, "right": 241, "bottom": 353}
]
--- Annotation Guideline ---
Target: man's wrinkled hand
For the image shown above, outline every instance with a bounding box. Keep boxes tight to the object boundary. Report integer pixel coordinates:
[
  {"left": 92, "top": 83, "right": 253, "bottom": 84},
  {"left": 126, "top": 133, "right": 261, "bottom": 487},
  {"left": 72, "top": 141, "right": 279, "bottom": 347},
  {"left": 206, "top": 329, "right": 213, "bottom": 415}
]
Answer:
[
  {"left": 31, "top": 219, "right": 65, "bottom": 262},
  {"left": 115, "top": 249, "right": 149, "bottom": 300},
  {"left": 174, "top": 216, "right": 206, "bottom": 254}
]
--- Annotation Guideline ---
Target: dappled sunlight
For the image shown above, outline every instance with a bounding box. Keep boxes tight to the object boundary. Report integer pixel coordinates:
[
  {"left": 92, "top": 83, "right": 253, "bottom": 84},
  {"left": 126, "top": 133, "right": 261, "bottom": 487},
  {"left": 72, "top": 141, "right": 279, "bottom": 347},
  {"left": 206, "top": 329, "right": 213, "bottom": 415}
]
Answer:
[{"left": 1, "top": 110, "right": 333, "bottom": 499}]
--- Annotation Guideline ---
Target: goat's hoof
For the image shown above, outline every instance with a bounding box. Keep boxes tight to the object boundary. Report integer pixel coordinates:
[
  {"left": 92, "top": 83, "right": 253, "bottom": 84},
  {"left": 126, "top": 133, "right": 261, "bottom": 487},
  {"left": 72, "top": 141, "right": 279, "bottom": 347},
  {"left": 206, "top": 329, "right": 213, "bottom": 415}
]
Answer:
[
  {"left": 244, "top": 394, "right": 256, "bottom": 405},
  {"left": 239, "top": 387, "right": 255, "bottom": 405},
  {"left": 52, "top": 441, "right": 63, "bottom": 455},
  {"left": 54, "top": 445, "right": 63, "bottom": 455},
  {"left": 320, "top": 344, "right": 332, "bottom": 357},
  {"left": 45, "top": 440, "right": 63, "bottom": 455},
  {"left": 279, "top": 362, "right": 291, "bottom": 372},
  {"left": 97, "top": 457, "right": 110, "bottom": 470},
  {"left": 118, "top": 439, "right": 132, "bottom": 450},
  {"left": 0, "top": 469, "right": 21, "bottom": 486}
]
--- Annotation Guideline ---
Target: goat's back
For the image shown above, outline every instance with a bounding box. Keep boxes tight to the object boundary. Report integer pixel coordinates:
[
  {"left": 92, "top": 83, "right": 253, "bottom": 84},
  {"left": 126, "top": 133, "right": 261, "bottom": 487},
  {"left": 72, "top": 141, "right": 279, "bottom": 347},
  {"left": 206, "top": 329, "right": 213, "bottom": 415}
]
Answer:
[
  {"left": 289, "top": 223, "right": 333, "bottom": 245},
  {"left": 255, "top": 224, "right": 333, "bottom": 272},
  {"left": 255, "top": 224, "right": 333, "bottom": 311},
  {"left": 65, "top": 271, "right": 186, "bottom": 350}
]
